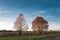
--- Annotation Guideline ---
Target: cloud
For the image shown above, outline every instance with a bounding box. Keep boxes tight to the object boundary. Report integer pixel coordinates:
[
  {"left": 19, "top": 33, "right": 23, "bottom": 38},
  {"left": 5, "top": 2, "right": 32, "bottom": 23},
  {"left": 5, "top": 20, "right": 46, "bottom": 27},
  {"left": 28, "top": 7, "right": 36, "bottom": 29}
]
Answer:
[
  {"left": 49, "top": 22, "right": 60, "bottom": 31},
  {"left": 28, "top": 25, "right": 32, "bottom": 31},
  {"left": 0, "top": 21, "right": 14, "bottom": 30},
  {"left": 0, "top": 11, "right": 17, "bottom": 14},
  {"left": 39, "top": 10, "right": 47, "bottom": 14}
]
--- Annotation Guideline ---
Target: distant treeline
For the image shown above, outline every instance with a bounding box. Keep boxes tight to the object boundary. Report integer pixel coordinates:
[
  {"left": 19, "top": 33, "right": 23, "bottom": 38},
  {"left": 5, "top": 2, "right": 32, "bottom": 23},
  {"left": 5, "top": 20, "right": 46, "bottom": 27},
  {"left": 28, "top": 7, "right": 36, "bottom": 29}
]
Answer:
[{"left": 0, "top": 30, "right": 60, "bottom": 36}]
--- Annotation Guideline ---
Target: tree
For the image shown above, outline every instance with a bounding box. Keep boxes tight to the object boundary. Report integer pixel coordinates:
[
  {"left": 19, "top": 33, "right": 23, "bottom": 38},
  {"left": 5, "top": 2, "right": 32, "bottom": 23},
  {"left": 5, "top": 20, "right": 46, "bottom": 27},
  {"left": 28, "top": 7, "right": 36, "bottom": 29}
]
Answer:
[
  {"left": 32, "top": 16, "right": 48, "bottom": 34},
  {"left": 14, "top": 13, "right": 29, "bottom": 31}
]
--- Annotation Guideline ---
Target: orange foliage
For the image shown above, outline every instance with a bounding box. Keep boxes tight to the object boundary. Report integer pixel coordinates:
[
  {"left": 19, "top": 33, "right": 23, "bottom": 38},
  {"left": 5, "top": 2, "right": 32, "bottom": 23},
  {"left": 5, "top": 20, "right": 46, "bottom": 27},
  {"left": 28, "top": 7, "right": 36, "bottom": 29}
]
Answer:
[{"left": 32, "top": 16, "right": 48, "bottom": 32}]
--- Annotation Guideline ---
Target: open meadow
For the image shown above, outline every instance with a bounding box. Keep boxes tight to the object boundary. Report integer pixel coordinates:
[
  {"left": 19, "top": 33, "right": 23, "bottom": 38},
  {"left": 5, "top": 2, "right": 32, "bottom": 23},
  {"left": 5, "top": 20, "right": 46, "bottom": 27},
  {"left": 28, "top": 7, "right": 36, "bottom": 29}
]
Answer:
[{"left": 0, "top": 33, "right": 60, "bottom": 40}]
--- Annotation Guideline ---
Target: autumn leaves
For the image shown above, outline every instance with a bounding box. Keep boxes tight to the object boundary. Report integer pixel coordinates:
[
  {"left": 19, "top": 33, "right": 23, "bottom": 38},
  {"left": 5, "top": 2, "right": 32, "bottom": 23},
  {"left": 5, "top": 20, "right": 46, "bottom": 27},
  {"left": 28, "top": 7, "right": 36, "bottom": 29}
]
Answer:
[{"left": 14, "top": 13, "right": 48, "bottom": 32}]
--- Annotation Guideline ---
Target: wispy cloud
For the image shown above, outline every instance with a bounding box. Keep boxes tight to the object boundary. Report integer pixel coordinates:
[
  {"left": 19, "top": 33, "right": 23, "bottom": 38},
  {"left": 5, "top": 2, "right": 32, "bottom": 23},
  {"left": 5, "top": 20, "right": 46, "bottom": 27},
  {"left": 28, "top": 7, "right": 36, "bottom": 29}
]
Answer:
[
  {"left": 49, "top": 22, "right": 60, "bottom": 31},
  {"left": 0, "top": 11, "right": 18, "bottom": 14},
  {"left": 39, "top": 10, "right": 47, "bottom": 13},
  {"left": 0, "top": 21, "right": 14, "bottom": 30}
]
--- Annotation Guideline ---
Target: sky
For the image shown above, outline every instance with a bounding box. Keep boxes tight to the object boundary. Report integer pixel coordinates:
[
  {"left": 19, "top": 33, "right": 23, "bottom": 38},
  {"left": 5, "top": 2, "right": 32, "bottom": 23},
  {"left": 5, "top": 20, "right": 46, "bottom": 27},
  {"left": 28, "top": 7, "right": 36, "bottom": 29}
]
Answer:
[{"left": 0, "top": 0, "right": 60, "bottom": 31}]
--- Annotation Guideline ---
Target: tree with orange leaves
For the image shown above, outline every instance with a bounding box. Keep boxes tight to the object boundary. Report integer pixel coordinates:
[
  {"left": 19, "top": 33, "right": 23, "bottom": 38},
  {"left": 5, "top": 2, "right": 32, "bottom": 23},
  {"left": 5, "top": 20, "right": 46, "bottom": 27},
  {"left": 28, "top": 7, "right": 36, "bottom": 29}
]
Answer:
[{"left": 32, "top": 16, "right": 48, "bottom": 34}]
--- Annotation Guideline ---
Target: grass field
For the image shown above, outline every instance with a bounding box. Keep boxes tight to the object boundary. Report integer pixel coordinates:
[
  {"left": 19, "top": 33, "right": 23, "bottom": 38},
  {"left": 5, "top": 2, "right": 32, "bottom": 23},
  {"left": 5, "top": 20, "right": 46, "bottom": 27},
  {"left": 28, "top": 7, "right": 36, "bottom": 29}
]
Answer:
[{"left": 0, "top": 34, "right": 60, "bottom": 40}]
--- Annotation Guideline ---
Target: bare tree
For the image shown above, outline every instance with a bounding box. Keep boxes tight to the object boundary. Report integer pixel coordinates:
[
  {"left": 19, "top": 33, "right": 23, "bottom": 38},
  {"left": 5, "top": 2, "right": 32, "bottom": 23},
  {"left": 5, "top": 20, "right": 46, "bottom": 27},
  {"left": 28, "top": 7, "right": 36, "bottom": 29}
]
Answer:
[
  {"left": 32, "top": 16, "right": 48, "bottom": 34},
  {"left": 14, "top": 13, "right": 29, "bottom": 32}
]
